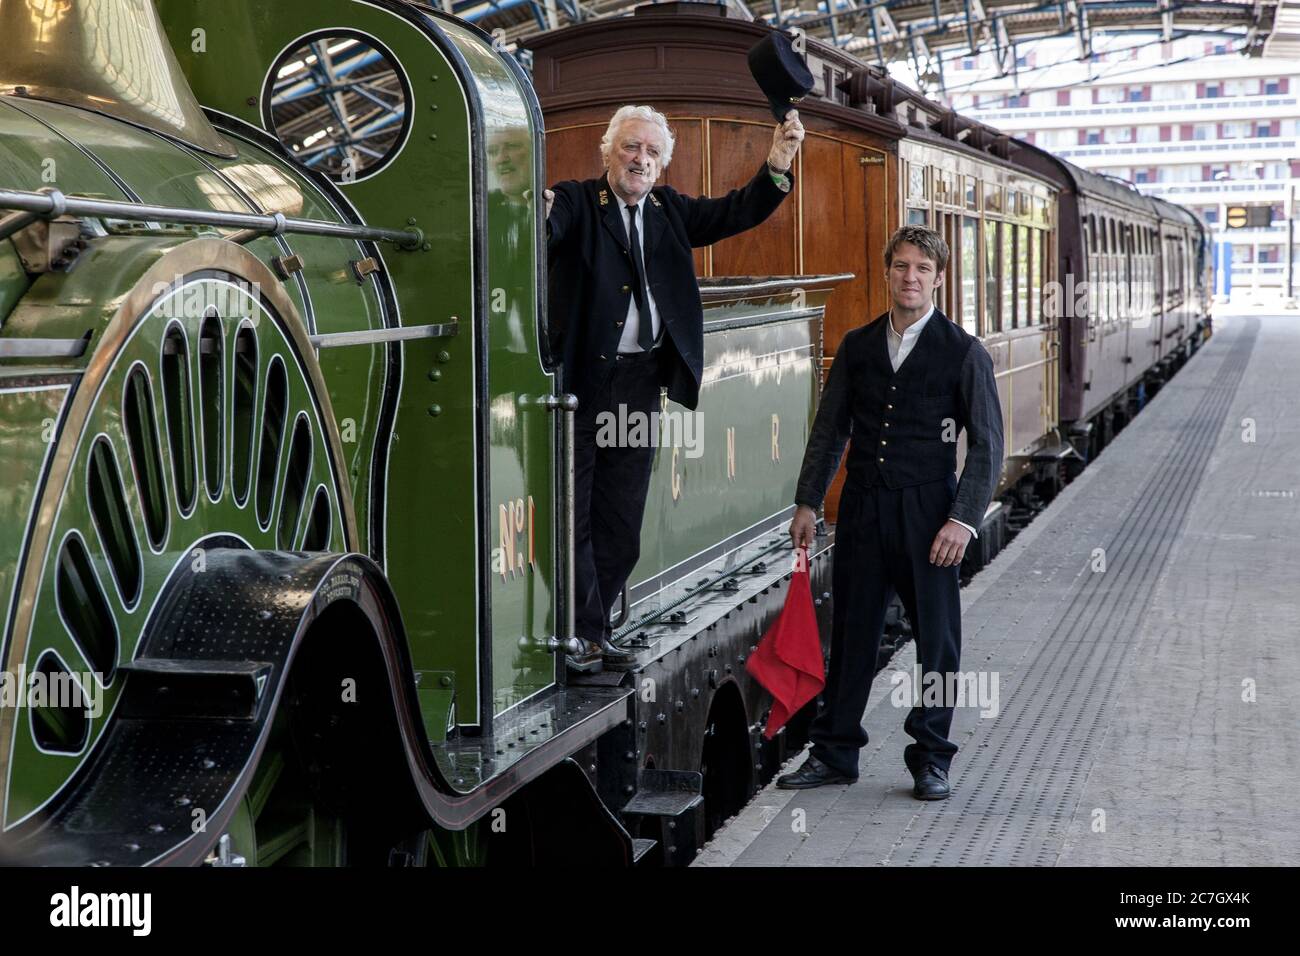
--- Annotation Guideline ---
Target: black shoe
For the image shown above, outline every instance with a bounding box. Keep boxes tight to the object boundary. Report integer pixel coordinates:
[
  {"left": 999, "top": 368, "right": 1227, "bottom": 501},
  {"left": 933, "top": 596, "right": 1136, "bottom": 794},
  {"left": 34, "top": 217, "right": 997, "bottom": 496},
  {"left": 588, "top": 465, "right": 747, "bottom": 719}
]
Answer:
[
  {"left": 911, "top": 763, "right": 950, "bottom": 800},
  {"left": 565, "top": 638, "right": 604, "bottom": 673},
  {"left": 776, "top": 754, "right": 857, "bottom": 790},
  {"left": 599, "top": 636, "right": 638, "bottom": 669}
]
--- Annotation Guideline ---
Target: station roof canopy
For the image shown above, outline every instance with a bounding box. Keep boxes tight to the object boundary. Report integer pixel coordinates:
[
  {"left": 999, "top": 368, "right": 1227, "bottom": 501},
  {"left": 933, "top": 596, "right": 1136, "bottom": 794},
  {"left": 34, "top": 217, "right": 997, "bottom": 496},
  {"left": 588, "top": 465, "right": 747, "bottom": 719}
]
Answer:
[{"left": 460, "top": 0, "right": 1298, "bottom": 82}]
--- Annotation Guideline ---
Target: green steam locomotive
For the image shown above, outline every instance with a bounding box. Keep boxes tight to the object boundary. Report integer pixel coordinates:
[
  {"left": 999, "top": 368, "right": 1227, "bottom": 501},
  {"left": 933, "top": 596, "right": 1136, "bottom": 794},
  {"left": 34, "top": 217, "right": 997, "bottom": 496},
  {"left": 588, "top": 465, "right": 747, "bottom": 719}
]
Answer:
[{"left": 0, "top": 0, "right": 839, "bottom": 865}]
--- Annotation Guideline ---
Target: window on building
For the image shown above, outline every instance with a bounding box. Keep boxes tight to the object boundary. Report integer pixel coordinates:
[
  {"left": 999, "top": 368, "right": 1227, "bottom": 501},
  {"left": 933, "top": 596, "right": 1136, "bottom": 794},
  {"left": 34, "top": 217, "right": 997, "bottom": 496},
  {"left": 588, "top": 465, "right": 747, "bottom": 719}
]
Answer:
[{"left": 1086, "top": 129, "right": 1103, "bottom": 145}]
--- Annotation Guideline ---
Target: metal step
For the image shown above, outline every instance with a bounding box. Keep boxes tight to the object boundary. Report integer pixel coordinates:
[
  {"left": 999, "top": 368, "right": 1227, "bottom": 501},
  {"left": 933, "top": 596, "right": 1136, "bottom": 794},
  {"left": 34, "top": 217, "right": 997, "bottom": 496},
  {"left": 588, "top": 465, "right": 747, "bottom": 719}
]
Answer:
[
  {"left": 119, "top": 658, "right": 273, "bottom": 720},
  {"left": 620, "top": 768, "right": 703, "bottom": 817},
  {"left": 619, "top": 768, "right": 706, "bottom": 865},
  {"left": 631, "top": 838, "right": 658, "bottom": 863}
]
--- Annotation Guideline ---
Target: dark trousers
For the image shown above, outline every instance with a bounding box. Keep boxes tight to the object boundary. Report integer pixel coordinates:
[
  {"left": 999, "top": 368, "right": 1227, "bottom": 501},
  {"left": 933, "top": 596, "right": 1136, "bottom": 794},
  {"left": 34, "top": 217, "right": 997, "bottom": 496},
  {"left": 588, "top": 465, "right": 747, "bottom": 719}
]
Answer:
[
  {"left": 810, "top": 474, "right": 963, "bottom": 777},
  {"left": 572, "top": 350, "right": 662, "bottom": 644}
]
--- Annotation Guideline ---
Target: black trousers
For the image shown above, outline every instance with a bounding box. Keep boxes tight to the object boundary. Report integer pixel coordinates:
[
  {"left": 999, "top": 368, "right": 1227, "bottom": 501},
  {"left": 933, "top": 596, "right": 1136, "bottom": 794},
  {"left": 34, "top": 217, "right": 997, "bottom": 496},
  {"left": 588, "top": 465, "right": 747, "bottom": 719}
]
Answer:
[
  {"left": 810, "top": 474, "right": 963, "bottom": 777},
  {"left": 572, "top": 350, "right": 662, "bottom": 644}
]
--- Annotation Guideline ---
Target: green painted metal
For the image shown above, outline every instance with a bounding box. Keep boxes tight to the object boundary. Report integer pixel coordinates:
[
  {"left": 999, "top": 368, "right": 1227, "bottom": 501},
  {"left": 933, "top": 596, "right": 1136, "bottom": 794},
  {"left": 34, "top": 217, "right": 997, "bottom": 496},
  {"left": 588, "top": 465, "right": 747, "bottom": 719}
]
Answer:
[
  {"left": 0, "top": 242, "right": 29, "bottom": 321},
  {"left": 629, "top": 285, "right": 831, "bottom": 619},
  {"left": 0, "top": 376, "right": 70, "bottom": 667},
  {"left": 0, "top": 243, "right": 349, "bottom": 826},
  {"left": 158, "top": 0, "right": 515, "bottom": 724},
  {"left": 0, "top": 2, "right": 839, "bottom": 856}
]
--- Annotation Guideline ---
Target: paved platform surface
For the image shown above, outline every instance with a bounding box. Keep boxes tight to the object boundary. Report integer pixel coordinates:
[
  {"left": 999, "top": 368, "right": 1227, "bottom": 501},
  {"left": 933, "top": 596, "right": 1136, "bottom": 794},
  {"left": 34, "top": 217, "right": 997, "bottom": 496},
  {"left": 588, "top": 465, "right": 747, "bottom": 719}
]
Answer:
[{"left": 695, "top": 313, "right": 1300, "bottom": 867}]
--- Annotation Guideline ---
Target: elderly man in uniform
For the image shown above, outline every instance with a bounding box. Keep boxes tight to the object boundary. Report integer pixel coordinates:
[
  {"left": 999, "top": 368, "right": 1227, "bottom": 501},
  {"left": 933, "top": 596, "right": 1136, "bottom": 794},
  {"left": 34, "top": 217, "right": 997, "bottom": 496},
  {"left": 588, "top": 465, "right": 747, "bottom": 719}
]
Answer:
[
  {"left": 780, "top": 225, "right": 1004, "bottom": 799},
  {"left": 544, "top": 104, "right": 804, "bottom": 669}
]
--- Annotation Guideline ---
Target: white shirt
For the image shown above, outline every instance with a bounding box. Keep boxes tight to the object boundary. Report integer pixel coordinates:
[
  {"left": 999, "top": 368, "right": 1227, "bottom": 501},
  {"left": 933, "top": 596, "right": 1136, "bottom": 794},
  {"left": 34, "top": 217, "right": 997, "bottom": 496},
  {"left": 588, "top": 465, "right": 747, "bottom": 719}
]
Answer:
[
  {"left": 616, "top": 195, "right": 663, "bottom": 353},
  {"left": 886, "top": 304, "right": 934, "bottom": 372},
  {"left": 886, "top": 304, "right": 979, "bottom": 540}
]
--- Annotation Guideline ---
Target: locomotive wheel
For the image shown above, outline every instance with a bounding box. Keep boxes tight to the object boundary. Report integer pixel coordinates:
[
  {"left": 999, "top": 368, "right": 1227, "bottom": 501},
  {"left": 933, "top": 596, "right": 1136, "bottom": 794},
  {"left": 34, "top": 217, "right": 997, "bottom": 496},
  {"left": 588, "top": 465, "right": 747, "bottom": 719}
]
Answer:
[
  {"left": 224, "top": 704, "right": 348, "bottom": 867},
  {"left": 1, "top": 239, "right": 357, "bottom": 846},
  {"left": 390, "top": 822, "right": 490, "bottom": 866}
]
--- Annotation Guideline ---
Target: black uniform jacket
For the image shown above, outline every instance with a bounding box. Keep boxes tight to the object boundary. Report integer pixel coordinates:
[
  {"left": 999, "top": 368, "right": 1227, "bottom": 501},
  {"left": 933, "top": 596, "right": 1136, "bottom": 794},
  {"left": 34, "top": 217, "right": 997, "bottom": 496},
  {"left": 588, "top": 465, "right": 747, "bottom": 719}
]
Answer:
[
  {"left": 794, "top": 307, "right": 1005, "bottom": 532},
  {"left": 546, "top": 162, "right": 791, "bottom": 410}
]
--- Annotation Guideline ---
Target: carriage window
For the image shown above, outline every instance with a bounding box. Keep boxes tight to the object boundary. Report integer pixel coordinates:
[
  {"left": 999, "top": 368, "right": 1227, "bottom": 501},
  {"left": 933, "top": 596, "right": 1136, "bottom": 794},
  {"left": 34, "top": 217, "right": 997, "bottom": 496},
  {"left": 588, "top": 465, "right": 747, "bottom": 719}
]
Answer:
[
  {"left": 984, "top": 182, "right": 1003, "bottom": 213},
  {"left": 934, "top": 168, "right": 951, "bottom": 205},
  {"left": 908, "top": 163, "right": 927, "bottom": 201},
  {"left": 1124, "top": 224, "right": 1133, "bottom": 317},
  {"left": 1002, "top": 223, "right": 1015, "bottom": 330},
  {"left": 907, "top": 207, "right": 928, "bottom": 226},
  {"left": 1016, "top": 224, "right": 1030, "bottom": 328},
  {"left": 961, "top": 217, "right": 979, "bottom": 335},
  {"left": 984, "top": 220, "right": 1000, "bottom": 334},
  {"left": 965, "top": 176, "right": 978, "bottom": 211},
  {"left": 1034, "top": 230, "right": 1045, "bottom": 327},
  {"left": 266, "top": 33, "right": 411, "bottom": 183}
]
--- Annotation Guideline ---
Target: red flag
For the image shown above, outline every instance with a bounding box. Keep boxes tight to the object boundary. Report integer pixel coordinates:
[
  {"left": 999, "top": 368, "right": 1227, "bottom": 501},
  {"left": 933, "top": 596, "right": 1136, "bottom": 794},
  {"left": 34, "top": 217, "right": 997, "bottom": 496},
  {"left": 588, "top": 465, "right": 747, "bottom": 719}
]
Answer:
[{"left": 745, "top": 548, "right": 825, "bottom": 739}]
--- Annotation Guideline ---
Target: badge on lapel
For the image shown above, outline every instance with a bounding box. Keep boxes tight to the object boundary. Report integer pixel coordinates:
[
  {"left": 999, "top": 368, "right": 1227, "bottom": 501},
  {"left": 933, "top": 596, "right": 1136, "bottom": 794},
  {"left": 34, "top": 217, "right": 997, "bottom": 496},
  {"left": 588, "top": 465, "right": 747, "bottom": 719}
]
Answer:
[
  {"left": 648, "top": 193, "right": 662, "bottom": 208},
  {"left": 598, "top": 188, "right": 609, "bottom": 207}
]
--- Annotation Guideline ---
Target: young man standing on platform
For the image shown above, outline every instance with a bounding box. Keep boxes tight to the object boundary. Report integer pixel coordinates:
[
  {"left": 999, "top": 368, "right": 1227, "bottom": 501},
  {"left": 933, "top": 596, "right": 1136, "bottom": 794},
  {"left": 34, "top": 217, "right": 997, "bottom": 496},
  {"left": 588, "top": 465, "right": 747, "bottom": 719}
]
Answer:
[{"left": 780, "top": 225, "right": 1004, "bottom": 799}]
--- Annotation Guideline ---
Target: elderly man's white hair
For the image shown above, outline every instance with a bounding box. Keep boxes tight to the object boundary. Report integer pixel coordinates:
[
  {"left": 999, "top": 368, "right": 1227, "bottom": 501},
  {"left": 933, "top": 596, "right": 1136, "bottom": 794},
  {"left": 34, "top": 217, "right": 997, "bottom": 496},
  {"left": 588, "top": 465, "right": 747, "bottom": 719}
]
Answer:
[{"left": 599, "top": 105, "right": 675, "bottom": 169}]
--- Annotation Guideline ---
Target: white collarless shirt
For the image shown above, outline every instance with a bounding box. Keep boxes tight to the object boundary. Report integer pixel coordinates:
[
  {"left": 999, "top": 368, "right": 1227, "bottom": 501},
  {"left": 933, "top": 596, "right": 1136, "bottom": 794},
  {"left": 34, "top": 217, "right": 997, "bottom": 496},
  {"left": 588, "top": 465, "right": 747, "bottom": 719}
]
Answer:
[
  {"left": 616, "top": 194, "right": 663, "bottom": 353},
  {"left": 884, "top": 303, "right": 979, "bottom": 540},
  {"left": 886, "top": 304, "right": 934, "bottom": 372}
]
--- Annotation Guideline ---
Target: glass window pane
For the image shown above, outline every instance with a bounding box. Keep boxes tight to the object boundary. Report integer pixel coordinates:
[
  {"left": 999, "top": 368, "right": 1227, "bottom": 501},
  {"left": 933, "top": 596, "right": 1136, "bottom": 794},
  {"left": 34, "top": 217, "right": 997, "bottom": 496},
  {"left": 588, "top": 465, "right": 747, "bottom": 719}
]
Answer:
[
  {"left": 908, "top": 207, "right": 928, "bottom": 226},
  {"left": 984, "top": 220, "right": 1000, "bottom": 333},
  {"left": 1035, "top": 229, "right": 1046, "bottom": 325},
  {"left": 984, "top": 182, "right": 1002, "bottom": 213},
  {"left": 1002, "top": 224, "right": 1015, "bottom": 330},
  {"left": 909, "top": 163, "right": 927, "bottom": 200},
  {"left": 961, "top": 217, "right": 979, "bottom": 335},
  {"left": 1017, "top": 224, "right": 1030, "bottom": 326}
]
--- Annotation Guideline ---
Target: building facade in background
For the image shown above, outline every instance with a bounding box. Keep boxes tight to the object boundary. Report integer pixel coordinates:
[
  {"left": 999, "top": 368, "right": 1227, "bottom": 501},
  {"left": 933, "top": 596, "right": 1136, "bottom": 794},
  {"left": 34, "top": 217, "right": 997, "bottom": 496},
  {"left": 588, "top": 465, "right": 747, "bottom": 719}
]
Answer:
[{"left": 938, "top": 37, "right": 1300, "bottom": 299}]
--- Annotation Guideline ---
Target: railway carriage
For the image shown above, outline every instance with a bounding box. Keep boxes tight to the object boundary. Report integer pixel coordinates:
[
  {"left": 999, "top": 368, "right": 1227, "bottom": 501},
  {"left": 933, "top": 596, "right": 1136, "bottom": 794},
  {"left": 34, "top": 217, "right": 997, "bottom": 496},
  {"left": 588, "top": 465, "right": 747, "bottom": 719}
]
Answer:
[{"left": 529, "top": 1, "right": 1209, "bottom": 556}]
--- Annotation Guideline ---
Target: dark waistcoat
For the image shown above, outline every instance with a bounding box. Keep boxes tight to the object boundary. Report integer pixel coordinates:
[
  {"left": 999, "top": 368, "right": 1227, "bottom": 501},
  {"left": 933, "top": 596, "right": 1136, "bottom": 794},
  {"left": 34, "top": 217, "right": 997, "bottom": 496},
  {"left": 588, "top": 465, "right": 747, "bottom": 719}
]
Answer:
[{"left": 844, "top": 309, "right": 975, "bottom": 491}]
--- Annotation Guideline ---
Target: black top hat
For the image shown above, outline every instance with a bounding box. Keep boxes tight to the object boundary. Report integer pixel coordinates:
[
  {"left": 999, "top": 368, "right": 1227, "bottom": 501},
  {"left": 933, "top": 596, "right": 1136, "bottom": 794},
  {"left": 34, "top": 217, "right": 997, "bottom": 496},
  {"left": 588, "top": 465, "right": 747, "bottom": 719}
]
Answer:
[{"left": 747, "top": 31, "right": 815, "bottom": 122}]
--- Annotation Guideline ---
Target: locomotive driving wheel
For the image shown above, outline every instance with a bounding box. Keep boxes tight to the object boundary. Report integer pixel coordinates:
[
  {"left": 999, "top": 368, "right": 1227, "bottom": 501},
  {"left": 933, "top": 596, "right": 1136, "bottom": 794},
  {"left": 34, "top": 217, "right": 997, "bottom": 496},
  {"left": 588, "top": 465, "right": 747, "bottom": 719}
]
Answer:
[{"left": 1, "top": 239, "right": 358, "bottom": 864}]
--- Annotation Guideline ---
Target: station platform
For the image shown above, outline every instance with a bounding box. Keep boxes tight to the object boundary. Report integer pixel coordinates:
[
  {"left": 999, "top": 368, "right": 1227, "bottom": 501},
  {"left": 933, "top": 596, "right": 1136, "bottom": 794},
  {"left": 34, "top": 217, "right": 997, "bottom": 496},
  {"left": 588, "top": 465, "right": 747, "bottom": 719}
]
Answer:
[{"left": 696, "top": 312, "right": 1300, "bottom": 867}]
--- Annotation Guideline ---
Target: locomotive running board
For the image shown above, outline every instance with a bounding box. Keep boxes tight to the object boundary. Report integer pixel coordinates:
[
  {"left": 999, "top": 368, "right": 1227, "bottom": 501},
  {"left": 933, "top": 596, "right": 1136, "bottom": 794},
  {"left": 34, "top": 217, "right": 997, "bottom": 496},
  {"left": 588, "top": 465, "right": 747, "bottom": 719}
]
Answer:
[{"left": 427, "top": 683, "right": 634, "bottom": 795}]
